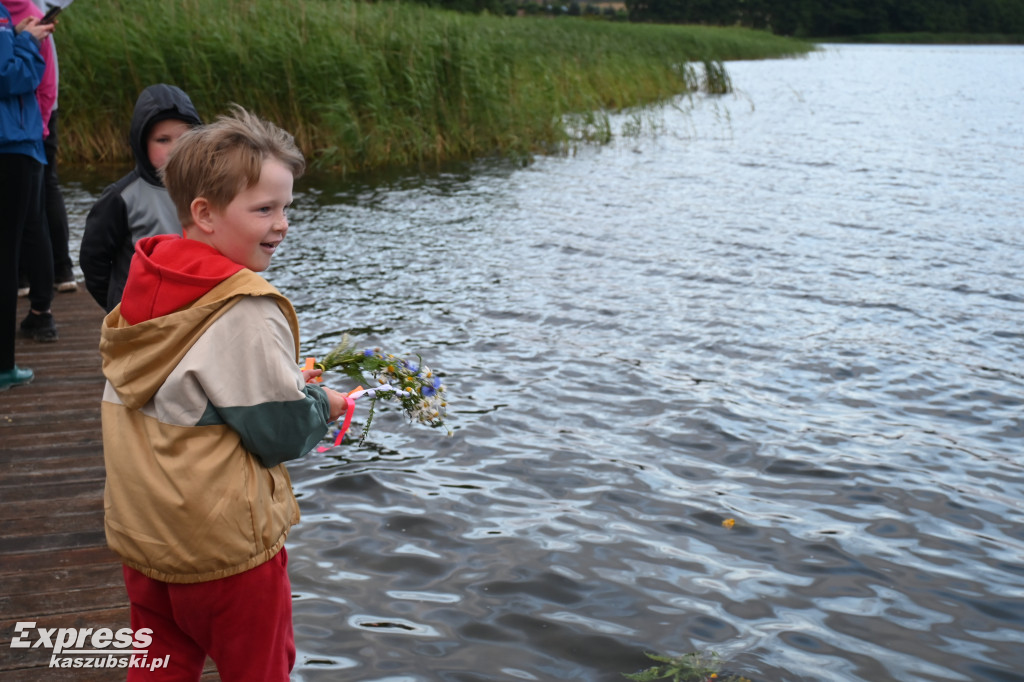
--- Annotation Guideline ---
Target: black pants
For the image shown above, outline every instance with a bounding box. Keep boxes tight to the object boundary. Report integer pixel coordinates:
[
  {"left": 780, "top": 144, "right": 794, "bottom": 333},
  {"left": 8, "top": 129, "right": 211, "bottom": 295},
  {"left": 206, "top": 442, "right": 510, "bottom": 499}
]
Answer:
[
  {"left": 1, "top": 153, "right": 50, "bottom": 371},
  {"left": 43, "top": 110, "right": 74, "bottom": 279},
  {"left": 16, "top": 110, "right": 71, "bottom": 284}
]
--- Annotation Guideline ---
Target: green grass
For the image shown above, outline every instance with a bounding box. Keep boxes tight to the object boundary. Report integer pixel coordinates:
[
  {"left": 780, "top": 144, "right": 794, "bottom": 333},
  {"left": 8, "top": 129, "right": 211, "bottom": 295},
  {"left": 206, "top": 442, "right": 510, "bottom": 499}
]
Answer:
[
  {"left": 55, "top": 0, "right": 812, "bottom": 171},
  {"left": 623, "top": 650, "right": 753, "bottom": 682}
]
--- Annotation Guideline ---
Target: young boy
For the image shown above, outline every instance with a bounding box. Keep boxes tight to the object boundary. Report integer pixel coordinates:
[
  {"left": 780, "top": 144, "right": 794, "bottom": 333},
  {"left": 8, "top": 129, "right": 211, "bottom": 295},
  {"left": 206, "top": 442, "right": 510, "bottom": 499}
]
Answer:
[
  {"left": 99, "top": 106, "right": 350, "bottom": 681},
  {"left": 80, "top": 83, "right": 202, "bottom": 312}
]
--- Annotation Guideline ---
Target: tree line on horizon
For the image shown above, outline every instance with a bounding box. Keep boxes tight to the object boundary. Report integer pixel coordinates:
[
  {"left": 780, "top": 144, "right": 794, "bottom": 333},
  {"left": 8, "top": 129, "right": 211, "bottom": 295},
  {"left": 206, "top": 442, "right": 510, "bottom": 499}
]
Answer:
[
  {"left": 412, "top": 0, "right": 1024, "bottom": 36},
  {"left": 624, "top": 0, "right": 1024, "bottom": 36}
]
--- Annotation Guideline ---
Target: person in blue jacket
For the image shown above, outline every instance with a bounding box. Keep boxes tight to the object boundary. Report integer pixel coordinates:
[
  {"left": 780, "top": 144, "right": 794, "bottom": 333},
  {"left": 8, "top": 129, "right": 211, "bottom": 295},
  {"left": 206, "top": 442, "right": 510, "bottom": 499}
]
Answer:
[{"left": 0, "top": 3, "right": 56, "bottom": 391}]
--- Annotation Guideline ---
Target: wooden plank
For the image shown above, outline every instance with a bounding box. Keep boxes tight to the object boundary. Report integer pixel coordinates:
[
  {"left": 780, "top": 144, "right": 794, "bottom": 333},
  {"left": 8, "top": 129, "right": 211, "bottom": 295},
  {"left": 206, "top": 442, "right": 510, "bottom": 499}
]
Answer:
[
  {"left": 1, "top": 495, "right": 103, "bottom": 524},
  {"left": 0, "top": 562, "right": 124, "bottom": 597},
  {"left": 1, "top": 545, "right": 121, "bottom": 576},
  {"left": 1, "top": 583, "right": 126, "bottom": 620}
]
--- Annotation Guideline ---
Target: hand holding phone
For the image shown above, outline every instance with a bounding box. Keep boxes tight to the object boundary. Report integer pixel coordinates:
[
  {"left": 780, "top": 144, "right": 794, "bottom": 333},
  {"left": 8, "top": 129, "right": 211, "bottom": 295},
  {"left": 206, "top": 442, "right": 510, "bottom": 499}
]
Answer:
[{"left": 40, "top": 6, "right": 62, "bottom": 25}]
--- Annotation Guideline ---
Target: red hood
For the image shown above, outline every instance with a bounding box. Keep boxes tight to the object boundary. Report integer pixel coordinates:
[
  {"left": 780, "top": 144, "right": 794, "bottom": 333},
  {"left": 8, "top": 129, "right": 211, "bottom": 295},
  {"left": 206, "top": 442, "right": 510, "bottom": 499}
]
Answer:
[{"left": 121, "top": 235, "right": 245, "bottom": 324}]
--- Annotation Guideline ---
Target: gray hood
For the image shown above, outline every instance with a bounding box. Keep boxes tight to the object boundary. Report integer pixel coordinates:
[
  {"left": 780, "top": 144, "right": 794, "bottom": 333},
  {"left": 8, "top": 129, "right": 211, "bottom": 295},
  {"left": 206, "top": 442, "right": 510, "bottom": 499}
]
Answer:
[{"left": 128, "top": 83, "right": 202, "bottom": 186}]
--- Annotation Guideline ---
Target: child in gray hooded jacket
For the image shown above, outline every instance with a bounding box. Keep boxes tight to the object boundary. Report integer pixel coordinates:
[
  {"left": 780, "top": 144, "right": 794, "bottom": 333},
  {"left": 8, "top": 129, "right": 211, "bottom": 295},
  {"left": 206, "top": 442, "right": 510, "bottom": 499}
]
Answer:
[{"left": 79, "top": 83, "right": 202, "bottom": 312}]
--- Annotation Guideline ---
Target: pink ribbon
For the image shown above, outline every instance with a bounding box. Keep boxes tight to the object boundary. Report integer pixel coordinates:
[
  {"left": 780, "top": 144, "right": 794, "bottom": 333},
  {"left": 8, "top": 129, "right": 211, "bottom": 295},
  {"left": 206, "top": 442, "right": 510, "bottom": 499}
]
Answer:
[{"left": 317, "top": 394, "right": 356, "bottom": 452}]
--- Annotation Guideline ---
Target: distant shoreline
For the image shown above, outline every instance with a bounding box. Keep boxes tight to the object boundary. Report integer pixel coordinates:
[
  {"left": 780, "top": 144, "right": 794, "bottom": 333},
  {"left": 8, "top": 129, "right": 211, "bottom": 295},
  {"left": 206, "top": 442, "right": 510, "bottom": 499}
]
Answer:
[{"left": 814, "top": 32, "right": 1024, "bottom": 45}]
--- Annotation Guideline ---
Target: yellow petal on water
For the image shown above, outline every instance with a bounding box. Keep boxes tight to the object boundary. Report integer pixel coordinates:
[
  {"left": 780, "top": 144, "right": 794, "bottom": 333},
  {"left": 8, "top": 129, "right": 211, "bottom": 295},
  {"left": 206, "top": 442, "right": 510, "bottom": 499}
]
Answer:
[{"left": 722, "top": 518, "right": 736, "bottom": 529}]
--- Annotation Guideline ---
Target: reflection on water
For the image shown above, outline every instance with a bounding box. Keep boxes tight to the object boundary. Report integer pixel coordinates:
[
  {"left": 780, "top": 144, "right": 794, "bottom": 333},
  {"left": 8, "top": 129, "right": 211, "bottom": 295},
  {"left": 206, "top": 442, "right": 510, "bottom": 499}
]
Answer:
[{"left": 63, "top": 44, "right": 1024, "bottom": 681}]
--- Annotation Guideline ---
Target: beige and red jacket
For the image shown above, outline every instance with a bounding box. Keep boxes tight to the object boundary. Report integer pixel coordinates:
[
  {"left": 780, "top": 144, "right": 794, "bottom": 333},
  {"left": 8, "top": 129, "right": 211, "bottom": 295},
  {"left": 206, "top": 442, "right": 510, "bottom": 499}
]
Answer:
[{"left": 100, "top": 234, "right": 330, "bottom": 584}]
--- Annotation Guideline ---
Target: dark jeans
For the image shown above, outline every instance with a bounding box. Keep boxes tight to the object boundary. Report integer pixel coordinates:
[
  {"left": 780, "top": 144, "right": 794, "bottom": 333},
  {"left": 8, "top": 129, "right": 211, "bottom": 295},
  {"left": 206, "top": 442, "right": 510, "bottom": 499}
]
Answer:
[{"left": 1, "top": 154, "right": 50, "bottom": 371}]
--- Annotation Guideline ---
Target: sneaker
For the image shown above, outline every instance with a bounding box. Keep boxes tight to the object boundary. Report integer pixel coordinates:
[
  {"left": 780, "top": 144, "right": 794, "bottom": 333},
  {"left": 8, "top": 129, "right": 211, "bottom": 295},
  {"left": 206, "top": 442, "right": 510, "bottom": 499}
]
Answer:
[
  {"left": 55, "top": 267, "right": 78, "bottom": 293},
  {"left": 20, "top": 311, "right": 58, "bottom": 343},
  {"left": 0, "top": 365, "right": 34, "bottom": 391},
  {"left": 17, "top": 286, "right": 30, "bottom": 297}
]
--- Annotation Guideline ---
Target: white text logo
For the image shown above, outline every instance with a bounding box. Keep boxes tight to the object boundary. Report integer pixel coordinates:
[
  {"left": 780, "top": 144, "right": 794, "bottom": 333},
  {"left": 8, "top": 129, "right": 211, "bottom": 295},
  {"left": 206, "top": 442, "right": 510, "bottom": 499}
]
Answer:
[{"left": 10, "top": 622, "right": 169, "bottom": 671}]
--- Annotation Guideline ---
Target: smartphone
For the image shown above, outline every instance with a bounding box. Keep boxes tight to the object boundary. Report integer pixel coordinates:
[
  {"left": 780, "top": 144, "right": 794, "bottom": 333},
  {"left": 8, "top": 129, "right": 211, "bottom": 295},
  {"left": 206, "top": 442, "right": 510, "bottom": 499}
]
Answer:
[{"left": 40, "top": 6, "right": 62, "bottom": 25}]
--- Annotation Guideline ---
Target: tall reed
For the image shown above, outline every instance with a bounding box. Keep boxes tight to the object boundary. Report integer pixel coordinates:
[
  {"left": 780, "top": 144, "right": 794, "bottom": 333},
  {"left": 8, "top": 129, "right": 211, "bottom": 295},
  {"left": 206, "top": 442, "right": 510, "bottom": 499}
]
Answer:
[{"left": 56, "top": 0, "right": 811, "bottom": 171}]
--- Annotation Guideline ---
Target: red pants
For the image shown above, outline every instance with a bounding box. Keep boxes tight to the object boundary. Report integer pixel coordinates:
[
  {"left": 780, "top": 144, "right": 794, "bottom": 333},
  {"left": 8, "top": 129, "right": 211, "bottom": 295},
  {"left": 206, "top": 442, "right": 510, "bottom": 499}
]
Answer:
[{"left": 122, "top": 549, "right": 295, "bottom": 681}]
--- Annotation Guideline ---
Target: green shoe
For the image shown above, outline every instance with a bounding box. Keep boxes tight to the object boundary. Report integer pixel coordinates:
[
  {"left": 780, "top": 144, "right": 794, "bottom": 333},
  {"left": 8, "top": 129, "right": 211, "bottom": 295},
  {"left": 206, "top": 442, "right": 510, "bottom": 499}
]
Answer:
[{"left": 0, "top": 366, "right": 34, "bottom": 391}]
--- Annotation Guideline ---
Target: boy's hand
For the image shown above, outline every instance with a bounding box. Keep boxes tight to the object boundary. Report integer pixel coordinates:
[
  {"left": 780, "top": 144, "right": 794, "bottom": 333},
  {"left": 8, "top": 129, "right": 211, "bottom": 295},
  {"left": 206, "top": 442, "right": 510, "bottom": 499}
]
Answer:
[
  {"left": 322, "top": 387, "right": 352, "bottom": 422},
  {"left": 16, "top": 17, "right": 55, "bottom": 41},
  {"left": 301, "top": 368, "right": 323, "bottom": 384}
]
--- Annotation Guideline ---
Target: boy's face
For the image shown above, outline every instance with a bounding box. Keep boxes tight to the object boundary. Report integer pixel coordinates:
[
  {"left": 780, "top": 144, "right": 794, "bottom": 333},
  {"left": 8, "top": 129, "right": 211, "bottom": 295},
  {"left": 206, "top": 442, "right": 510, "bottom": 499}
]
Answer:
[
  {"left": 147, "top": 119, "right": 192, "bottom": 172},
  {"left": 200, "top": 158, "right": 294, "bottom": 272}
]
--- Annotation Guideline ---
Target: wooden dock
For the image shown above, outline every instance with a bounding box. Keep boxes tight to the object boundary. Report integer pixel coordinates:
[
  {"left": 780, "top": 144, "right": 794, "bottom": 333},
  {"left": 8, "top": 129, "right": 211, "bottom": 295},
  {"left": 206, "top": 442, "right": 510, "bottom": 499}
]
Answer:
[{"left": 0, "top": 291, "right": 217, "bottom": 680}]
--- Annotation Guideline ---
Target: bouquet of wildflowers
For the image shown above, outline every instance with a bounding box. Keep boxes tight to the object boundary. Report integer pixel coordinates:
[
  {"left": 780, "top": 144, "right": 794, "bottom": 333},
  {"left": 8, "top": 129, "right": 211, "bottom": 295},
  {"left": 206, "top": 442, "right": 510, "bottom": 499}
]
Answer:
[{"left": 314, "top": 334, "right": 449, "bottom": 443}]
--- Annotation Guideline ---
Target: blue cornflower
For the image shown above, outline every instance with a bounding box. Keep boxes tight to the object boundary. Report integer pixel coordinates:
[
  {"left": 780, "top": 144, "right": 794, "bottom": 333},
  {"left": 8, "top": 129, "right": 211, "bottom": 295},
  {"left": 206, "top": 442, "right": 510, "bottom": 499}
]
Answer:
[{"left": 422, "top": 377, "right": 442, "bottom": 397}]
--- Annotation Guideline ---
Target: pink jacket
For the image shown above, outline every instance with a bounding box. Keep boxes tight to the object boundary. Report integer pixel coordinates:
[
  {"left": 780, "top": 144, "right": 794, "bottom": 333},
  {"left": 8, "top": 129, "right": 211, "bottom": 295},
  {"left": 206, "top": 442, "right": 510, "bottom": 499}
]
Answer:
[{"left": 2, "top": 0, "right": 56, "bottom": 137}]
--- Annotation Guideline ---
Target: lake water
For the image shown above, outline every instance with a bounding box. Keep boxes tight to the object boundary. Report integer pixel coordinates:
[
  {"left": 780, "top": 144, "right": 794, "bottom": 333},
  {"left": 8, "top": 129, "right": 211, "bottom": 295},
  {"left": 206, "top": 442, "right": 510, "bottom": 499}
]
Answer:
[{"left": 62, "top": 44, "right": 1024, "bottom": 681}]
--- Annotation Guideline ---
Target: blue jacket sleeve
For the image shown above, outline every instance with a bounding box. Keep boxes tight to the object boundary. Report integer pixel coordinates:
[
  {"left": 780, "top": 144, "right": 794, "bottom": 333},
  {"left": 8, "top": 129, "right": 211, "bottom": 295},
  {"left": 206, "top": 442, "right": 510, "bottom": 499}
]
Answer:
[{"left": 0, "top": 25, "right": 45, "bottom": 97}]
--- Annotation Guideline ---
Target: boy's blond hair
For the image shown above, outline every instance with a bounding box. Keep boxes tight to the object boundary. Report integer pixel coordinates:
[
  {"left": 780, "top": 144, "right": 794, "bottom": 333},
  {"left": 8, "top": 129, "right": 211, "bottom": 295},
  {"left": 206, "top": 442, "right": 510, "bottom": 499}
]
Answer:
[{"left": 163, "top": 105, "right": 305, "bottom": 226}]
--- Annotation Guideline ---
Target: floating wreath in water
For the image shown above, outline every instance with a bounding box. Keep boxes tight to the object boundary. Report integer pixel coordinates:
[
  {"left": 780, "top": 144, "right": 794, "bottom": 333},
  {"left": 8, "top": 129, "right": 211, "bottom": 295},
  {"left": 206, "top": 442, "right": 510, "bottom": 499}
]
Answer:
[{"left": 311, "top": 334, "right": 449, "bottom": 445}]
